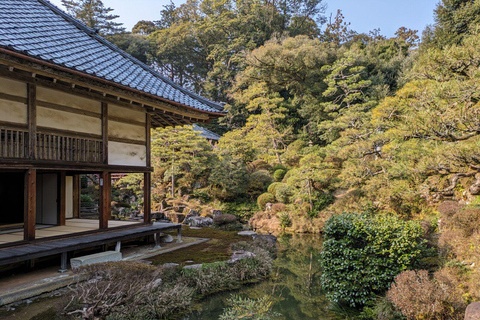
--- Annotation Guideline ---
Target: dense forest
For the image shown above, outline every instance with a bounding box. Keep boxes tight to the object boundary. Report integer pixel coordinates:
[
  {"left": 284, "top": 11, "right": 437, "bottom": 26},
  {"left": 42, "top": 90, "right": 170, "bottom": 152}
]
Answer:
[{"left": 62, "top": 0, "right": 480, "bottom": 318}]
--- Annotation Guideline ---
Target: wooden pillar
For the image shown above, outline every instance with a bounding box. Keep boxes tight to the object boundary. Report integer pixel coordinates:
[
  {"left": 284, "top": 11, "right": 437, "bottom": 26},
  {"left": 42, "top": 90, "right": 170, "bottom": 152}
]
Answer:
[
  {"left": 24, "top": 169, "right": 36, "bottom": 241},
  {"left": 72, "top": 174, "right": 80, "bottom": 218},
  {"left": 99, "top": 171, "right": 111, "bottom": 229},
  {"left": 146, "top": 113, "right": 151, "bottom": 167},
  {"left": 58, "top": 171, "right": 66, "bottom": 226},
  {"left": 27, "top": 83, "right": 36, "bottom": 160},
  {"left": 144, "top": 172, "right": 151, "bottom": 223},
  {"left": 101, "top": 102, "right": 108, "bottom": 164}
]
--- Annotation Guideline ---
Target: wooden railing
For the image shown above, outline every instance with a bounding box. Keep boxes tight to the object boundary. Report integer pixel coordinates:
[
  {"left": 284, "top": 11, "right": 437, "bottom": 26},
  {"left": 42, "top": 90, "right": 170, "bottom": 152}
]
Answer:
[
  {"left": 36, "top": 133, "right": 103, "bottom": 163},
  {"left": 0, "top": 128, "right": 103, "bottom": 163},
  {"left": 0, "top": 128, "right": 29, "bottom": 159}
]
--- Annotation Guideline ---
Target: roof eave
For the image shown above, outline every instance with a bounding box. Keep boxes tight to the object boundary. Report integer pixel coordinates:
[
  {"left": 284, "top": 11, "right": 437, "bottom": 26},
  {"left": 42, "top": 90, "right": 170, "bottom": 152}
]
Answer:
[{"left": 0, "top": 47, "right": 226, "bottom": 118}]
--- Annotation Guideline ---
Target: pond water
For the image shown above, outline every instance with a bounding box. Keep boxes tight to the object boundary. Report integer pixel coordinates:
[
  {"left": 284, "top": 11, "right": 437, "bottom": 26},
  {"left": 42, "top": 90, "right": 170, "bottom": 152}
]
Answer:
[{"left": 182, "top": 234, "right": 336, "bottom": 320}]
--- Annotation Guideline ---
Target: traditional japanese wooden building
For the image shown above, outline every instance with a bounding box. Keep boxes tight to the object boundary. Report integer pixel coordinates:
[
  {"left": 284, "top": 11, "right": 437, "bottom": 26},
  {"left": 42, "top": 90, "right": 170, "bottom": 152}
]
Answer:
[{"left": 0, "top": 0, "right": 224, "bottom": 255}]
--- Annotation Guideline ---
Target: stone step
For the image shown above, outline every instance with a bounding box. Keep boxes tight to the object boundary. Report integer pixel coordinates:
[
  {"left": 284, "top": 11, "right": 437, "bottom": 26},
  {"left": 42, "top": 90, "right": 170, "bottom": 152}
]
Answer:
[{"left": 70, "top": 251, "right": 122, "bottom": 269}]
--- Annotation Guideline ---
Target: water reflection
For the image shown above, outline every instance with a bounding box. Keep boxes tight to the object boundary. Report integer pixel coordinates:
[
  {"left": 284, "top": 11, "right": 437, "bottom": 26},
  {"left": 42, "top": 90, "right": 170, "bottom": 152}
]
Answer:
[{"left": 183, "top": 234, "right": 335, "bottom": 320}]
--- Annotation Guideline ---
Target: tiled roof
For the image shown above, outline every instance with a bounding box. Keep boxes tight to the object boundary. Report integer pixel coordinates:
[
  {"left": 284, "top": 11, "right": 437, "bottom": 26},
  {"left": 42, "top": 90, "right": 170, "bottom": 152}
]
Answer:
[
  {"left": 193, "top": 124, "right": 221, "bottom": 141},
  {"left": 0, "top": 0, "right": 224, "bottom": 114}
]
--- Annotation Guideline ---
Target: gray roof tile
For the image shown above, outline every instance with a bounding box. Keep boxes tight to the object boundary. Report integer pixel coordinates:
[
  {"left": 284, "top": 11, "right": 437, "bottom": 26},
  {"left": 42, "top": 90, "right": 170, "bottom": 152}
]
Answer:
[{"left": 0, "top": 0, "right": 224, "bottom": 114}]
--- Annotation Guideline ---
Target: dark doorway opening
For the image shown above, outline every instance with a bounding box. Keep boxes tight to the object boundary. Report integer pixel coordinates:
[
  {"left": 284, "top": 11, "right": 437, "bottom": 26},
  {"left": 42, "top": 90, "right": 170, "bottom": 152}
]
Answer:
[{"left": 0, "top": 172, "right": 24, "bottom": 228}]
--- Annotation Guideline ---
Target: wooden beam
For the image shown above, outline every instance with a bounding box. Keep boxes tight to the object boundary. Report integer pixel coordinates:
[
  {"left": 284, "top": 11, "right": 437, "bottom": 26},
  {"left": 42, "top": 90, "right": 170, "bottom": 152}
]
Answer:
[
  {"left": 58, "top": 171, "right": 66, "bottom": 226},
  {"left": 72, "top": 174, "right": 80, "bottom": 218},
  {"left": 144, "top": 172, "right": 151, "bottom": 223},
  {"left": 99, "top": 171, "right": 111, "bottom": 229},
  {"left": 27, "top": 83, "right": 36, "bottom": 160},
  {"left": 146, "top": 113, "right": 151, "bottom": 168},
  {"left": 101, "top": 102, "right": 108, "bottom": 164},
  {"left": 24, "top": 169, "right": 36, "bottom": 241}
]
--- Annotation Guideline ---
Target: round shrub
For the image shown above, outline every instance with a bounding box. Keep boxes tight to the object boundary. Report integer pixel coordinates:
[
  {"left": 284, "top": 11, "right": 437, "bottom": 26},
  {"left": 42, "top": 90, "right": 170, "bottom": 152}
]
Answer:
[
  {"left": 273, "top": 169, "right": 287, "bottom": 182},
  {"left": 275, "top": 184, "right": 294, "bottom": 204},
  {"left": 257, "top": 192, "right": 275, "bottom": 210},
  {"left": 278, "top": 212, "right": 292, "bottom": 230},
  {"left": 320, "top": 213, "right": 429, "bottom": 308},
  {"left": 313, "top": 192, "right": 334, "bottom": 211},
  {"left": 272, "top": 164, "right": 287, "bottom": 172},
  {"left": 213, "top": 213, "right": 237, "bottom": 226},
  {"left": 267, "top": 182, "right": 282, "bottom": 196},
  {"left": 248, "top": 170, "right": 273, "bottom": 195}
]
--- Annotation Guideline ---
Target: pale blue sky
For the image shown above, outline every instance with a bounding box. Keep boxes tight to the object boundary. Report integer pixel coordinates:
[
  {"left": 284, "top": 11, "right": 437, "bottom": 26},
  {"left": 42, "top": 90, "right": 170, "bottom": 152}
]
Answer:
[{"left": 49, "top": 0, "right": 438, "bottom": 38}]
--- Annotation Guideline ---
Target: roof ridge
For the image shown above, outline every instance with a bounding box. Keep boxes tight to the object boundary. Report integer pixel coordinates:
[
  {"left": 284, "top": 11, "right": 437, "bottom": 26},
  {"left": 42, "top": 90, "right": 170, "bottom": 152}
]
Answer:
[{"left": 37, "top": 0, "right": 224, "bottom": 112}]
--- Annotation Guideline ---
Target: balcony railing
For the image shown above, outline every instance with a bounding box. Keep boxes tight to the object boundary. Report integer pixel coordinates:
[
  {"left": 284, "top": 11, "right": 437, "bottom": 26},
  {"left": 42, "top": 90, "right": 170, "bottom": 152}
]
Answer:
[
  {"left": 0, "top": 128, "right": 103, "bottom": 163},
  {"left": 0, "top": 128, "right": 29, "bottom": 159}
]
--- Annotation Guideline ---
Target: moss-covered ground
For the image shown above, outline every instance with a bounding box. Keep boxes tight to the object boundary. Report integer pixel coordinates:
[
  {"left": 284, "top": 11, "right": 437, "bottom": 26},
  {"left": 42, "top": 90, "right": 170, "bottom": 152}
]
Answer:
[{"left": 147, "top": 226, "right": 250, "bottom": 266}]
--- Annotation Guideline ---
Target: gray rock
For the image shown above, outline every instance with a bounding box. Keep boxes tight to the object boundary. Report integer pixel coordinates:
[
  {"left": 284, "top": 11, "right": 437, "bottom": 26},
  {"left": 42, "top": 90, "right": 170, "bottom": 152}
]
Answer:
[
  {"left": 228, "top": 250, "right": 256, "bottom": 263},
  {"left": 189, "top": 226, "right": 201, "bottom": 229},
  {"left": 238, "top": 231, "right": 257, "bottom": 236},
  {"left": 186, "top": 216, "right": 213, "bottom": 227},
  {"left": 183, "top": 264, "right": 203, "bottom": 269},
  {"left": 465, "top": 302, "right": 480, "bottom": 320},
  {"left": 162, "top": 263, "right": 179, "bottom": 268},
  {"left": 212, "top": 210, "right": 223, "bottom": 217},
  {"left": 252, "top": 234, "right": 277, "bottom": 245},
  {"left": 159, "top": 234, "right": 174, "bottom": 243}
]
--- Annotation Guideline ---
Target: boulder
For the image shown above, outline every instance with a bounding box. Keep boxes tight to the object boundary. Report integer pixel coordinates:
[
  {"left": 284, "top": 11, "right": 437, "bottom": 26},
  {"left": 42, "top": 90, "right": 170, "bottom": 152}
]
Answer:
[
  {"left": 162, "top": 263, "right": 180, "bottom": 268},
  {"left": 228, "top": 250, "right": 256, "bottom": 263},
  {"left": 183, "top": 264, "right": 203, "bottom": 269},
  {"left": 185, "top": 216, "right": 213, "bottom": 227},
  {"left": 151, "top": 211, "right": 166, "bottom": 220},
  {"left": 159, "top": 234, "right": 174, "bottom": 243},
  {"left": 465, "top": 302, "right": 480, "bottom": 320},
  {"left": 252, "top": 234, "right": 277, "bottom": 245},
  {"left": 159, "top": 199, "right": 168, "bottom": 211}
]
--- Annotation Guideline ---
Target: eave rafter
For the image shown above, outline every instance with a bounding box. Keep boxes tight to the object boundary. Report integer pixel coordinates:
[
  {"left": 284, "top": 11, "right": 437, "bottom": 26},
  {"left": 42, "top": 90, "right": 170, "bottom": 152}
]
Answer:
[{"left": 0, "top": 51, "right": 223, "bottom": 129}]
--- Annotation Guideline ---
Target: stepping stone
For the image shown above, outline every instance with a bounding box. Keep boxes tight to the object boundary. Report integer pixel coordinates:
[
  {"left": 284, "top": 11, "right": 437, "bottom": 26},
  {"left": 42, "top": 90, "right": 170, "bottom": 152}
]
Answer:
[
  {"left": 70, "top": 251, "right": 122, "bottom": 269},
  {"left": 237, "top": 231, "right": 257, "bottom": 236}
]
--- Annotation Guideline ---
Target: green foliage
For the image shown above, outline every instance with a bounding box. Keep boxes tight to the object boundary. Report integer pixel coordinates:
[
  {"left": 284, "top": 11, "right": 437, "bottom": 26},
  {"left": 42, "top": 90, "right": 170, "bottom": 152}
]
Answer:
[
  {"left": 313, "top": 192, "right": 334, "bottom": 212},
  {"left": 80, "top": 194, "right": 95, "bottom": 206},
  {"left": 275, "top": 184, "right": 294, "bottom": 204},
  {"left": 273, "top": 169, "right": 287, "bottom": 182},
  {"left": 320, "top": 213, "right": 429, "bottom": 308},
  {"left": 209, "top": 156, "right": 250, "bottom": 200},
  {"left": 61, "top": 0, "right": 125, "bottom": 34},
  {"left": 278, "top": 212, "right": 292, "bottom": 230},
  {"left": 267, "top": 182, "right": 282, "bottom": 196},
  {"left": 192, "top": 189, "right": 211, "bottom": 203},
  {"left": 257, "top": 192, "right": 275, "bottom": 210},
  {"left": 219, "top": 295, "right": 281, "bottom": 320}
]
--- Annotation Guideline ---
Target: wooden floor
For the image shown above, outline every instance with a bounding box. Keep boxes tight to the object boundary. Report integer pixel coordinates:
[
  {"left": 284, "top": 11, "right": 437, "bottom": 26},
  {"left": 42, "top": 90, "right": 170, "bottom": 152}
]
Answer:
[
  {"left": 0, "top": 219, "right": 139, "bottom": 244},
  {"left": 0, "top": 222, "right": 181, "bottom": 266}
]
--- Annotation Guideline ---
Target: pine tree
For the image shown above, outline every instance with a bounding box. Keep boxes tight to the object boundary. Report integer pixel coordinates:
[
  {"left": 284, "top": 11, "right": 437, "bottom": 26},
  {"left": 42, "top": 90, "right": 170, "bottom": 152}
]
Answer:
[{"left": 61, "top": 0, "right": 125, "bottom": 35}]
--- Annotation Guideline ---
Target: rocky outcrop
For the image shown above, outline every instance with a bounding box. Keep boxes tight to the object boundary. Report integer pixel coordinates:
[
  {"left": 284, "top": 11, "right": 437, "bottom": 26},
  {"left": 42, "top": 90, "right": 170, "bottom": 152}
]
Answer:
[
  {"left": 465, "top": 302, "right": 480, "bottom": 320},
  {"left": 184, "top": 216, "right": 213, "bottom": 227}
]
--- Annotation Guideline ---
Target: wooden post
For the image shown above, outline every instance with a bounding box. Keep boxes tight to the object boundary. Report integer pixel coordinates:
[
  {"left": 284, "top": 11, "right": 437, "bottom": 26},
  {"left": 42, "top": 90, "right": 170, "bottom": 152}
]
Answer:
[
  {"left": 27, "top": 83, "right": 36, "bottom": 159},
  {"left": 99, "top": 171, "right": 111, "bottom": 229},
  {"left": 146, "top": 113, "right": 151, "bottom": 167},
  {"left": 72, "top": 174, "right": 80, "bottom": 218},
  {"left": 24, "top": 169, "right": 36, "bottom": 241},
  {"left": 101, "top": 102, "right": 108, "bottom": 164},
  {"left": 58, "top": 171, "right": 66, "bottom": 226},
  {"left": 144, "top": 172, "right": 151, "bottom": 223}
]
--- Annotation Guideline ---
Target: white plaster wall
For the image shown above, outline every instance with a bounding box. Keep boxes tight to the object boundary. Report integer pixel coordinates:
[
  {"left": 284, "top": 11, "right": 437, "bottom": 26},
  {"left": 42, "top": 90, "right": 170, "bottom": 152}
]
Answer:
[
  {"left": 108, "top": 120, "right": 145, "bottom": 142},
  {"left": 37, "top": 87, "right": 101, "bottom": 113},
  {"left": 108, "top": 141, "right": 146, "bottom": 166},
  {"left": 109, "top": 104, "right": 145, "bottom": 123},
  {"left": 0, "top": 100, "right": 27, "bottom": 124},
  {"left": 37, "top": 107, "right": 101, "bottom": 135},
  {"left": 0, "top": 77, "right": 27, "bottom": 97}
]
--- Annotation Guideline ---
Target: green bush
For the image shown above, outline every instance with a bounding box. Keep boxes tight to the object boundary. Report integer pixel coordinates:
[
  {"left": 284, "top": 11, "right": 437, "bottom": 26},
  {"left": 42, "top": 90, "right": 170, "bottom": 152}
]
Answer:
[
  {"left": 320, "top": 213, "right": 429, "bottom": 308},
  {"left": 192, "top": 190, "right": 211, "bottom": 202},
  {"left": 80, "top": 194, "right": 95, "bottom": 206},
  {"left": 273, "top": 169, "right": 287, "bottom": 182},
  {"left": 275, "top": 184, "right": 294, "bottom": 204},
  {"left": 267, "top": 182, "right": 282, "bottom": 197},
  {"left": 257, "top": 192, "right": 275, "bottom": 210},
  {"left": 248, "top": 170, "right": 273, "bottom": 195},
  {"left": 278, "top": 212, "right": 292, "bottom": 230}
]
